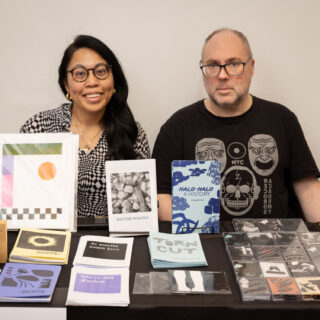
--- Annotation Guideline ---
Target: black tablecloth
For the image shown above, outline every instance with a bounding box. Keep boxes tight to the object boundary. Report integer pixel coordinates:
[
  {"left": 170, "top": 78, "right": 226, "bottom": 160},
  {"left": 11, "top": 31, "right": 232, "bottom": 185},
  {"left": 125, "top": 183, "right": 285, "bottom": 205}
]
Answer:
[{"left": 1, "top": 222, "right": 320, "bottom": 320}]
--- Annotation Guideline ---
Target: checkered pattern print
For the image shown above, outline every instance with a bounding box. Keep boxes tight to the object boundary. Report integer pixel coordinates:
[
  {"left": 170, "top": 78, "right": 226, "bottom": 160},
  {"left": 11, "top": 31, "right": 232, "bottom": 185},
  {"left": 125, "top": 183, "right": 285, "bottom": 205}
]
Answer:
[
  {"left": 1, "top": 208, "right": 62, "bottom": 220},
  {"left": 20, "top": 104, "right": 150, "bottom": 217}
]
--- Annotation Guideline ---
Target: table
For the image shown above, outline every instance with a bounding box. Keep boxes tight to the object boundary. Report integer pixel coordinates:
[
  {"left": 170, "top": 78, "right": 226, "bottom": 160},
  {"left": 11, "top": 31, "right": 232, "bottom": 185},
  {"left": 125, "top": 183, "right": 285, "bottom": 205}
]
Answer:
[{"left": 1, "top": 221, "right": 320, "bottom": 320}]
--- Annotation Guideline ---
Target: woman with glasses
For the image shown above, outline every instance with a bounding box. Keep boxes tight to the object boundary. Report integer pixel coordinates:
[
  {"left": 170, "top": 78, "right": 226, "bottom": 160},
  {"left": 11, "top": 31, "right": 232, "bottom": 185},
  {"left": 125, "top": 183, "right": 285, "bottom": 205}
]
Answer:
[{"left": 20, "top": 35, "right": 150, "bottom": 217}]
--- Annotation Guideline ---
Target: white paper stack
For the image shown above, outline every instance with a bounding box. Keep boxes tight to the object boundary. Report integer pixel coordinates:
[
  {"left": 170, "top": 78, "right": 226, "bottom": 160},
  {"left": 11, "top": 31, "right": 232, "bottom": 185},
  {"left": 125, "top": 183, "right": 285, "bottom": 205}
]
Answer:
[
  {"left": 66, "top": 266, "right": 130, "bottom": 306},
  {"left": 147, "top": 232, "right": 207, "bottom": 268},
  {"left": 73, "top": 235, "right": 133, "bottom": 268}
]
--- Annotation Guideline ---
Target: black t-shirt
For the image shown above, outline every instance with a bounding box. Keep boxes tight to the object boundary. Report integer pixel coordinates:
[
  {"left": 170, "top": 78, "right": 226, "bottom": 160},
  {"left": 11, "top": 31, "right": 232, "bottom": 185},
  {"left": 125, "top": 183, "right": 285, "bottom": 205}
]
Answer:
[{"left": 152, "top": 96, "right": 319, "bottom": 220}]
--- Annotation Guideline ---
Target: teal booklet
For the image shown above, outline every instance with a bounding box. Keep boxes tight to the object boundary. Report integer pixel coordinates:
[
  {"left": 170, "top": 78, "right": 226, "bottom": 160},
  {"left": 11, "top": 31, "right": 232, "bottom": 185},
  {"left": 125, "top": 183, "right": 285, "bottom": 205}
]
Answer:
[
  {"left": 147, "top": 232, "right": 207, "bottom": 268},
  {"left": 0, "top": 262, "right": 61, "bottom": 302},
  {"left": 171, "top": 160, "right": 220, "bottom": 234}
]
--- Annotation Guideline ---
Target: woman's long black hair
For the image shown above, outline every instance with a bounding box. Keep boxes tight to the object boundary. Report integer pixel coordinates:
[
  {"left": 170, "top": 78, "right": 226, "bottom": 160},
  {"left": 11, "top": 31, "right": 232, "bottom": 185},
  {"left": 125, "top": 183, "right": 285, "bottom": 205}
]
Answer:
[{"left": 58, "top": 35, "right": 138, "bottom": 159}]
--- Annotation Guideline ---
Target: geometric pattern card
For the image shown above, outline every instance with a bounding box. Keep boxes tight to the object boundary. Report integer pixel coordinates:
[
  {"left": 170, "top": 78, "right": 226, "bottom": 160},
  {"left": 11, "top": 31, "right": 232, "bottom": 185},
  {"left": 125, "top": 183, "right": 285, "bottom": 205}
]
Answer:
[
  {"left": 238, "top": 277, "right": 270, "bottom": 301},
  {"left": 106, "top": 159, "right": 158, "bottom": 234},
  {"left": 252, "top": 246, "right": 283, "bottom": 262},
  {"left": 273, "top": 232, "right": 301, "bottom": 246},
  {"left": 266, "top": 277, "right": 301, "bottom": 301},
  {"left": 233, "top": 261, "right": 263, "bottom": 278},
  {"left": 259, "top": 261, "right": 290, "bottom": 278},
  {"left": 279, "top": 245, "right": 310, "bottom": 263},
  {"left": 247, "top": 232, "right": 275, "bottom": 246},
  {"left": 0, "top": 133, "right": 78, "bottom": 231},
  {"left": 298, "top": 232, "right": 320, "bottom": 245},
  {"left": 256, "top": 219, "right": 282, "bottom": 232},
  {"left": 0, "top": 262, "right": 61, "bottom": 301},
  {"left": 171, "top": 161, "right": 220, "bottom": 234},
  {"left": 227, "top": 246, "right": 256, "bottom": 262},
  {"left": 295, "top": 277, "right": 320, "bottom": 300},
  {"left": 278, "top": 219, "right": 308, "bottom": 232},
  {"left": 232, "top": 218, "right": 259, "bottom": 232},
  {"left": 287, "top": 260, "right": 319, "bottom": 277},
  {"left": 223, "top": 232, "right": 250, "bottom": 247}
]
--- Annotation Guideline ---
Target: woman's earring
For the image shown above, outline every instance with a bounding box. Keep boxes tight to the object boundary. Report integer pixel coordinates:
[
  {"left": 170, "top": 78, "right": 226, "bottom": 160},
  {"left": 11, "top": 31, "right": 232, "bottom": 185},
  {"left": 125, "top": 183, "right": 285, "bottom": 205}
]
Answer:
[
  {"left": 113, "top": 88, "right": 116, "bottom": 94},
  {"left": 66, "top": 92, "right": 72, "bottom": 101}
]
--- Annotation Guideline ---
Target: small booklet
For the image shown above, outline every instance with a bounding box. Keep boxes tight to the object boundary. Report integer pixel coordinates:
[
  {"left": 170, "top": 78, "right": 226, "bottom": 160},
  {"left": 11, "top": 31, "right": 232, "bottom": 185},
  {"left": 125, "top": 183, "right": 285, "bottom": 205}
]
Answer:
[
  {"left": 106, "top": 159, "right": 158, "bottom": 236},
  {"left": 73, "top": 235, "right": 133, "bottom": 268},
  {"left": 147, "top": 232, "right": 207, "bottom": 268},
  {"left": 171, "top": 160, "right": 220, "bottom": 234},
  {"left": 66, "top": 266, "right": 130, "bottom": 306},
  {"left": 9, "top": 228, "right": 71, "bottom": 264},
  {"left": 0, "top": 262, "right": 61, "bottom": 302}
]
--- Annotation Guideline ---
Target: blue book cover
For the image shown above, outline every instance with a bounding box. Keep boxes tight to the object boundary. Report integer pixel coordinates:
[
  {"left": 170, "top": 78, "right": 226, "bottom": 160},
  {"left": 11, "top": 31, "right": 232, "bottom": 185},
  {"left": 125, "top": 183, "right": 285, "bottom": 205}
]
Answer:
[
  {"left": 171, "top": 160, "right": 220, "bottom": 234},
  {"left": 0, "top": 262, "right": 61, "bottom": 301}
]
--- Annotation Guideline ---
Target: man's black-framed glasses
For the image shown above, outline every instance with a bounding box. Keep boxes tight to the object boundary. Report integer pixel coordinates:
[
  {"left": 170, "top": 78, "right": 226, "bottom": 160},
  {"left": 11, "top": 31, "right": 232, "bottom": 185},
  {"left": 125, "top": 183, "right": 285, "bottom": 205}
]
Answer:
[
  {"left": 200, "top": 56, "right": 252, "bottom": 78},
  {"left": 68, "top": 63, "right": 112, "bottom": 82}
]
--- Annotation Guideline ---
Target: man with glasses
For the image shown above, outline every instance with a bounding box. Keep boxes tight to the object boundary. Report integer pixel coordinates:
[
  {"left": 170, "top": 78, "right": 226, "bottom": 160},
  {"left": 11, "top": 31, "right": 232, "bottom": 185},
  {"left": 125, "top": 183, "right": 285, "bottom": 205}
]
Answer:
[{"left": 152, "top": 28, "right": 320, "bottom": 222}]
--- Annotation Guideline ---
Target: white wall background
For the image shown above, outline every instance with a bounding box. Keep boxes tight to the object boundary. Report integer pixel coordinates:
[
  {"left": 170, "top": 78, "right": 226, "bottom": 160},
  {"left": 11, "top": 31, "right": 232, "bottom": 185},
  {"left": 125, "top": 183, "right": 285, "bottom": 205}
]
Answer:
[{"left": 1, "top": 0, "right": 320, "bottom": 166}]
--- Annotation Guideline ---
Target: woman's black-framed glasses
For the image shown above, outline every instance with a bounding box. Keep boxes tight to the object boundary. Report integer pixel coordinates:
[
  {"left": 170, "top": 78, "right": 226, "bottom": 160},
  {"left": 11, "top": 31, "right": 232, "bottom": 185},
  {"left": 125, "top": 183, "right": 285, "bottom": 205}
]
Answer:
[
  {"left": 68, "top": 63, "right": 112, "bottom": 82},
  {"left": 200, "top": 56, "right": 252, "bottom": 78}
]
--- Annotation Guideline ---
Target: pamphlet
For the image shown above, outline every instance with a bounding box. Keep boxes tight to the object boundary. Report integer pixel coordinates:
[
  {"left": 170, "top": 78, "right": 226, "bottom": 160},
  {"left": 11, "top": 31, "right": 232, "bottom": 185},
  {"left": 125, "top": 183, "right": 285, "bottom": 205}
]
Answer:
[{"left": 73, "top": 235, "right": 133, "bottom": 268}]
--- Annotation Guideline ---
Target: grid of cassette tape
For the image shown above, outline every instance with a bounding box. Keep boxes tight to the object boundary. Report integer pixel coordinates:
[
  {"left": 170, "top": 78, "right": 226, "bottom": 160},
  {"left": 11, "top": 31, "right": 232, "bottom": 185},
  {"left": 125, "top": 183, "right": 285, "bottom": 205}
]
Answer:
[{"left": 223, "top": 218, "right": 320, "bottom": 301}]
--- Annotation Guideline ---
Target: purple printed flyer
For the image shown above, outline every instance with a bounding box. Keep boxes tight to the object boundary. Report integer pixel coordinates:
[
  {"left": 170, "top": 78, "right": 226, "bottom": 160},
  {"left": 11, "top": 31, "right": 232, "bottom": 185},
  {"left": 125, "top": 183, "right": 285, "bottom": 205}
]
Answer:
[{"left": 74, "top": 273, "right": 121, "bottom": 294}]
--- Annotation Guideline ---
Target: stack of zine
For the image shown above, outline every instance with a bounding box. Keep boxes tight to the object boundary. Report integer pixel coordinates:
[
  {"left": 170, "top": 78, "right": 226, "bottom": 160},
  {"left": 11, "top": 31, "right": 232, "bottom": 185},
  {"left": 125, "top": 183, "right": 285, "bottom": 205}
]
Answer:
[
  {"left": 0, "top": 262, "right": 61, "bottom": 302},
  {"left": 66, "top": 236, "right": 133, "bottom": 306},
  {"left": 9, "top": 228, "right": 71, "bottom": 265},
  {"left": 147, "top": 232, "right": 207, "bottom": 268},
  {"left": 223, "top": 218, "right": 320, "bottom": 301}
]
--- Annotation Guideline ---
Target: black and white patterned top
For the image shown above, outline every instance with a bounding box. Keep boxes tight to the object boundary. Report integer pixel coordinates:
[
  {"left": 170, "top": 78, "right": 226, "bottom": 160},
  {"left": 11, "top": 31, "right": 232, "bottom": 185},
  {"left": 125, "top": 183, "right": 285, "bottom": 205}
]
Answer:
[{"left": 20, "top": 103, "right": 150, "bottom": 217}]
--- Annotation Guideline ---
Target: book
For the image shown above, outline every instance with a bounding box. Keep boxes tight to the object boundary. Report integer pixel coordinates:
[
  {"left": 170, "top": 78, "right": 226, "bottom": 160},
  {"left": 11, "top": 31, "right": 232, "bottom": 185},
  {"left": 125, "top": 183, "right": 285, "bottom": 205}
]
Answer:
[
  {"left": 266, "top": 277, "right": 301, "bottom": 301},
  {"left": 252, "top": 246, "right": 283, "bottom": 262},
  {"left": 227, "top": 246, "right": 256, "bottom": 261},
  {"left": 223, "top": 232, "right": 250, "bottom": 247},
  {"left": 0, "top": 133, "right": 78, "bottom": 231},
  {"left": 232, "top": 218, "right": 260, "bottom": 232},
  {"left": 171, "top": 160, "right": 220, "bottom": 234},
  {"left": 247, "top": 232, "right": 275, "bottom": 246},
  {"left": 73, "top": 235, "right": 133, "bottom": 268},
  {"left": 66, "top": 266, "right": 130, "bottom": 306},
  {"left": 0, "top": 220, "right": 7, "bottom": 263},
  {"left": 238, "top": 277, "right": 270, "bottom": 301},
  {"left": 0, "top": 262, "right": 61, "bottom": 302},
  {"left": 106, "top": 159, "right": 158, "bottom": 236},
  {"left": 259, "top": 261, "right": 290, "bottom": 278},
  {"left": 9, "top": 228, "right": 71, "bottom": 264},
  {"left": 233, "top": 261, "right": 263, "bottom": 278},
  {"left": 147, "top": 232, "right": 207, "bottom": 268},
  {"left": 295, "top": 277, "right": 320, "bottom": 300}
]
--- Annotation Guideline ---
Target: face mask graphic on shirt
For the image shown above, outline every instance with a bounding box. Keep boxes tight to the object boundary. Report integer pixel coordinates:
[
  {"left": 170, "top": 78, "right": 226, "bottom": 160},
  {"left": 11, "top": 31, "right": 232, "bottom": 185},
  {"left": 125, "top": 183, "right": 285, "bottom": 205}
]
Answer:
[
  {"left": 248, "top": 134, "right": 279, "bottom": 176},
  {"left": 195, "top": 138, "right": 227, "bottom": 172}
]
